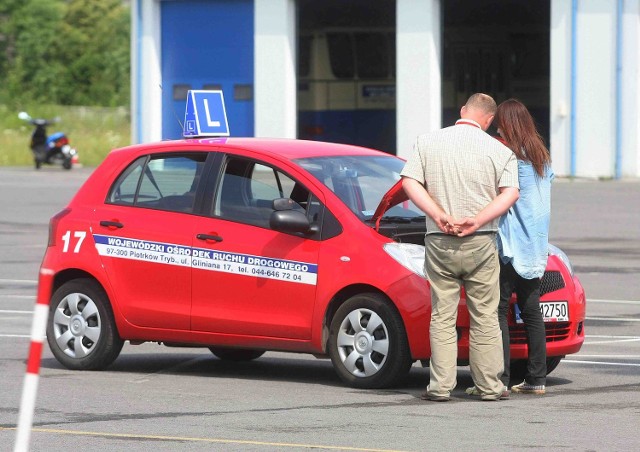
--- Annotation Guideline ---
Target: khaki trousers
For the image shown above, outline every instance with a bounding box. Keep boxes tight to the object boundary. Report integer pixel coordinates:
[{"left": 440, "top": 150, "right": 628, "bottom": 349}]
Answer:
[{"left": 425, "top": 233, "right": 504, "bottom": 398}]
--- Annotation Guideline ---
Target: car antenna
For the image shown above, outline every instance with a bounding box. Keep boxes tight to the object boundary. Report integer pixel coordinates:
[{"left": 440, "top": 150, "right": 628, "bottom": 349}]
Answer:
[{"left": 159, "top": 84, "right": 184, "bottom": 133}]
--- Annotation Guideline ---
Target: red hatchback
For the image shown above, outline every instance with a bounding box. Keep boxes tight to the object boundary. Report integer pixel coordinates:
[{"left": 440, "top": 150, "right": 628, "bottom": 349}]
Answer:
[{"left": 39, "top": 138, "right": 586, "bottom": 388}]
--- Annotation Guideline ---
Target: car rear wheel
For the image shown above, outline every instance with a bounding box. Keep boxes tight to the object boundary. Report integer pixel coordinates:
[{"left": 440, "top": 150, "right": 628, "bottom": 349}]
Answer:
[
  {"left": 47, "top": 279, "right": 123, "bottom": 370},
  {"left": 208, "top": 347, "right": 265, "bottom": 361},
  {"left": 328, "top": 293, "right": 413, "bottom": 389}
]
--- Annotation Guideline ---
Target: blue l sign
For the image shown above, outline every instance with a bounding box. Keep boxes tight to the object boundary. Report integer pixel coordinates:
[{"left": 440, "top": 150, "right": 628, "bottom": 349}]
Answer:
[{"left": 183, "top": 90, "right": 230, "bottom": 137}]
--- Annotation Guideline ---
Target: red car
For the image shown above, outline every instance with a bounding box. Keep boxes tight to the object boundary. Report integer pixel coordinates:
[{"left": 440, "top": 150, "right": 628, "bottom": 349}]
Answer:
[{"left": 39, "top": 138, "right": 586, "bottom": 388}]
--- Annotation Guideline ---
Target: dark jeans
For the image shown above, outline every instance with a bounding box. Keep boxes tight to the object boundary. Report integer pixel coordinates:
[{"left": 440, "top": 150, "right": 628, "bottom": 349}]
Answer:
[{"left": 498, "top": 261, "right": 547, "bottom": 386}]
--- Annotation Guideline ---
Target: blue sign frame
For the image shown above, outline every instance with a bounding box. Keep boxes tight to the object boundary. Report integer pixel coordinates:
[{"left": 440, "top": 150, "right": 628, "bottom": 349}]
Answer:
[{"left": 183, "top": 90, "right": 230, "bottom": 137}]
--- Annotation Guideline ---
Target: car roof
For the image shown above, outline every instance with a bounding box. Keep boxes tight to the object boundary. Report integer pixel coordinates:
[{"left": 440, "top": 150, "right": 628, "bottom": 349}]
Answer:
[{"left": 111, "top": 138, "right": 391, "bottom": 161}]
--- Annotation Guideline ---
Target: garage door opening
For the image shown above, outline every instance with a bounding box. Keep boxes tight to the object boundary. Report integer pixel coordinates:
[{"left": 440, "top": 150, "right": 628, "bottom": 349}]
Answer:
[
  {"left": 297, "top": 0, "right": 397, "bottom": 154},
  {"left": 443, "top": 0, "right": 551, "bottom": 144}
]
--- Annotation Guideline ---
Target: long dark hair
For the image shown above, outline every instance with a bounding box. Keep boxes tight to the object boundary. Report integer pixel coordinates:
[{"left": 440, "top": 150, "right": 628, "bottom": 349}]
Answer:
[{"left": 495, "top": 99, "right": 550, "bottom": 177}]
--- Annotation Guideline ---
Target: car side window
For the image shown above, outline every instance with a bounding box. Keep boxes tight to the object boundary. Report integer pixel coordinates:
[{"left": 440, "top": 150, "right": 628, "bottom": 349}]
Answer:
[
  {"left": 108, "top": 153, "right": 207, "bottom": 214},
  {"left": 108, "top": 156, "right": 145, "bottom": 205},
  {"left": 214, "top": 157, "right": 313, "bottom": 229}
]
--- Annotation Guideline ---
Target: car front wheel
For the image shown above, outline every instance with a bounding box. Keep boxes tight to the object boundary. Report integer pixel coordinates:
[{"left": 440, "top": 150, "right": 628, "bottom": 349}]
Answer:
[
  {"left": 510, "top": 356, "right": 563, "bottom": 383},
  {"left": 328, "top": 293, "right": 412, "bottom": 389},
  {"left": 47, "top": 279, "right": 123, "bottom": 370}
]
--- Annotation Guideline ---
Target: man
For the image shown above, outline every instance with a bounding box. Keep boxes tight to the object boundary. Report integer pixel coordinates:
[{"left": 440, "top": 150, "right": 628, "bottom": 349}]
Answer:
[{"left": 401, "top": 93, "right": 519, "bottom": 401}]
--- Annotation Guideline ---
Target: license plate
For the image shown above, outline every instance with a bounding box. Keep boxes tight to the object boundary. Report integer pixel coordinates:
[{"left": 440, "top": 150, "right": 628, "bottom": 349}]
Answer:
[{"left": 515, "top": 301, "right": 569, "bottom": 323}]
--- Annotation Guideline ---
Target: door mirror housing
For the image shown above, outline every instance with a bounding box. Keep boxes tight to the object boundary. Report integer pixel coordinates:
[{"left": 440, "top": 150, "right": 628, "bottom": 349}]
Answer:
[
  {"left": 270, "top": 209, "right": 312, "bottom": 235},
  {"left": 270, "top": 198, "right": 318, "bottom": 235}
]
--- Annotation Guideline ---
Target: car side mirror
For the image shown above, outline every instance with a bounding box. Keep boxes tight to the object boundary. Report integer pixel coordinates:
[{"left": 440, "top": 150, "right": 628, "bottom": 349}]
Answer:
[{"left": 270, "top": 209, "right": 313, "bottom": 235}]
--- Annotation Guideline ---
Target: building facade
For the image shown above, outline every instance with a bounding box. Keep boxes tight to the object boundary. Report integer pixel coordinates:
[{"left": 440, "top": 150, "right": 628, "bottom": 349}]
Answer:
[{"left": 132, "top": 0, "right": 640, "bottom": 178}]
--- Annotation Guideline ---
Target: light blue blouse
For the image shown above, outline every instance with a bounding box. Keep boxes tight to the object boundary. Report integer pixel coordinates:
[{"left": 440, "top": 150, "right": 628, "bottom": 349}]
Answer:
[{"left": 497, "top": 160, "right": 554, "bottom": 279}]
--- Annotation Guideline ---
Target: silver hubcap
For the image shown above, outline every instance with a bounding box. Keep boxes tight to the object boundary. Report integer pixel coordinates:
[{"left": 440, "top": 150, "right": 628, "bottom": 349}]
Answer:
[
  {"left": 52, "top": 292, "right": 101, "bottom": 358},
  {"left": 336, "top": 308, "right": 389, "bottom": 378}
]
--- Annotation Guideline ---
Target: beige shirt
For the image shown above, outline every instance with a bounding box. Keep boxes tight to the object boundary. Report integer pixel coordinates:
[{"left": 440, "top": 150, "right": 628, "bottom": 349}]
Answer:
[{"left": 401, "top": 121, "right": 519, "bottom": 234}]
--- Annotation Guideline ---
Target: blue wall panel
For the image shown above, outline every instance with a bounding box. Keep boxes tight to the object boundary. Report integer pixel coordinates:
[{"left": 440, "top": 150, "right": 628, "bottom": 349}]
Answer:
[{"left": 161, "top": 0, "right": 254, "bottom": 139}]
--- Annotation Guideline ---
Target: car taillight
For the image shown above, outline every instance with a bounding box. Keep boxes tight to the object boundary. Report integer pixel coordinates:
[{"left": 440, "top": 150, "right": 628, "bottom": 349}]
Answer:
[{"left": 48, "top": 208, "right": 71, "bottom": 247}]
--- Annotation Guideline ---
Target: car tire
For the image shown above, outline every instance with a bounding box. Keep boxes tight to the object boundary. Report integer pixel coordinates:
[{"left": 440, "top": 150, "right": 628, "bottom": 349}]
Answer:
[
  {"left": 509, "top": 356, "right": 563, "bottom": 382},
  {"left": 544, "top": 356, "right": 562, "bottom": 375},
  {"left": 208, "top": 347, "right": 265, "bottom": 361},
  {"left": 47, "top": 279, "right": 123, "bottom": 370},
  {"left": 328, "top": 293, "right": 412, "bottom": 389}
]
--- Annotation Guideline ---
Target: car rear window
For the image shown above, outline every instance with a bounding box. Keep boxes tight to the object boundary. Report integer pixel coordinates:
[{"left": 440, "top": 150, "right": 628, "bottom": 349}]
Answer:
[{"left": 107, "top": 153, "right": 207, "bottom": 214}]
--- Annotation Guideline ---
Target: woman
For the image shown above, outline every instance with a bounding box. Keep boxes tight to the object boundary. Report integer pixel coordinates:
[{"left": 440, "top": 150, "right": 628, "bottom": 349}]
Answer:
[{"left": 495, "top": 98, "right": 554, "bottom": 395}]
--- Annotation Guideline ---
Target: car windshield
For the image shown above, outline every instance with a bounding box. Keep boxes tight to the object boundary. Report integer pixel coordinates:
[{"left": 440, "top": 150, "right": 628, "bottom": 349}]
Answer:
[{"left": 294, "top": 155, "right": 424, "bottom": 222}]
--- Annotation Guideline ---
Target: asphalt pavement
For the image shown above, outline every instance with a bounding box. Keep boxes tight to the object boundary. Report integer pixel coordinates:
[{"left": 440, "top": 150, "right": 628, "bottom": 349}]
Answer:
[{"left": 0, "top": 166, "right": 639, "bottom": 451}]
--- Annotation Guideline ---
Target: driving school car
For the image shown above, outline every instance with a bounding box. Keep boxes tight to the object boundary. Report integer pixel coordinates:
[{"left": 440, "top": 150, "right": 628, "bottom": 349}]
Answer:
[
  {"left": 38, "top": 137, "right": 586, "bottom": 388},
  {"left": 37, "top": 91, "right": 585, "bottom": 388}
]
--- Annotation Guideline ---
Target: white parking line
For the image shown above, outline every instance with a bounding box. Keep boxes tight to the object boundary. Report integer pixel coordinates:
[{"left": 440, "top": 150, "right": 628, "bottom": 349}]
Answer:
[
  {"left": 0, "top": 279, "right": 37, "bottom": 285},
  {"left": 0, "top": 334, "right": 30, "bottom": 338},
  {"left": 585, "top": 337, "right": 640, "bottom": 345},
  {"left": 584, "top": 335, "right": 640, "bottom": 345},
  {"left": 0, "top": 310, "right": 34, "bottom": 315},
  {"left": 589, "top": 298, "right": 640, "bottom": 305},
  {"left": 586, "top": 316, "right": 640, "bottom": 322},
  {"left": 573, "top": 354, "right": 640, "bottom": 359},
  {"left": 1, "top": 295, "right": 35, "bottom": 299},
  {"left": 563, "top": 359, "right": 640, "bottom": 367},
  {"left": 587, "top": 335, "right": 640, "bottom": 338}
]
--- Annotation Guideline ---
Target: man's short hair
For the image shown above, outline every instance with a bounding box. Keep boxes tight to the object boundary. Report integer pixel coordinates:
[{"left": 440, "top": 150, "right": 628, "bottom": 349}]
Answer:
[{"left": 465, "top": 93, "right": 497, "bottom": 115}]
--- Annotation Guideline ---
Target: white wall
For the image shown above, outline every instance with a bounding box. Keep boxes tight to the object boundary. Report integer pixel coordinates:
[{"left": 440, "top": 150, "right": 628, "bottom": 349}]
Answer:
[
  {"left": 622, "top": 0, "right": 640, "bottom": 178},
  {"left": 254, "top": 0, "right": 297, "bottom": 138},
  {"left": 550, "top": 0, "right": 572, "bottom": 177},
  {"left": 396, "top": 0, "right": 442, "bottom": 161},
  {"left": 576, "top": 0, "right": 617, "bottom": 178},
  {"left": 551, "top": 0, "right": 640, "bottom": 178},
  {"left": 131, "top": 0, "right": 162, "bottom": 144}
]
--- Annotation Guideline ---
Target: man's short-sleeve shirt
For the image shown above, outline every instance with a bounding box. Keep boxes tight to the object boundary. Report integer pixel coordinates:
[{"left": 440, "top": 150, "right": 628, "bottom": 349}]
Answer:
[{"left": 401, "top": 122, "right": 519, "bottom": 234}]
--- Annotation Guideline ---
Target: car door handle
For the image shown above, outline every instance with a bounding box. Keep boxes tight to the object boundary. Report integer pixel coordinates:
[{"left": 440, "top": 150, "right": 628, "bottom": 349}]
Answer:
[
  {"left": 196, "top": 233, "right": 223, "bottom": 242},
  {"left": 100, "top": 220, "right": 123, "bottom": 229}
]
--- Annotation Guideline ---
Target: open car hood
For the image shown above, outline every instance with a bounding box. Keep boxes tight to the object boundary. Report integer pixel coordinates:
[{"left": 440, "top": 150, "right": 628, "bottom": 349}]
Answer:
[{"left": 371, "top": 179, "right": 409, "bottom": 230}]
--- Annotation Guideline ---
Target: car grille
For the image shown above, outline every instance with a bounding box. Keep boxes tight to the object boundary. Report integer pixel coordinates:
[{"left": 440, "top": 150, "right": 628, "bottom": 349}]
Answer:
[
  {"left": 510, "top": 322, "right": 571, "bottom": 344},
  {"left": 540, "top": 270, "right": 565, "bottom": 296}
]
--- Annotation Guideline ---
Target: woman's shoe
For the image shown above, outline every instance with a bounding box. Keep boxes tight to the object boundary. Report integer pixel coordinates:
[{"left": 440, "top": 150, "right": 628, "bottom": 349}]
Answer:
[{"left": 511, "top": 381, "right": 546, "bottom": 395}]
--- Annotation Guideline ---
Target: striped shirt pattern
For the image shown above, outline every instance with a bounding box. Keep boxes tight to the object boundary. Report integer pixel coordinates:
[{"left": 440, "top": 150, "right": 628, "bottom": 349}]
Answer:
[{"left": 401, "top": 123, "right": 519, "bottom": 234}]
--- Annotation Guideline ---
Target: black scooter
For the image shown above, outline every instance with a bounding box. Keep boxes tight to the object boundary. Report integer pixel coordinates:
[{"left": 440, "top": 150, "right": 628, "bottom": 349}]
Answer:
[{"left": 18, "top": 111, "right": 78, "bottom": 170}]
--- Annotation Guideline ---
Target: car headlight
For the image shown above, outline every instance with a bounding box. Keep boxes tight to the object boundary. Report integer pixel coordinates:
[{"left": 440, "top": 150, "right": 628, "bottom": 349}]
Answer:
[
  {"left": 548, "top": 243, "right": 574, "bottom": 277},
  {"left": 383, "top": 243, "right": 426, "bottom": 279}
]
